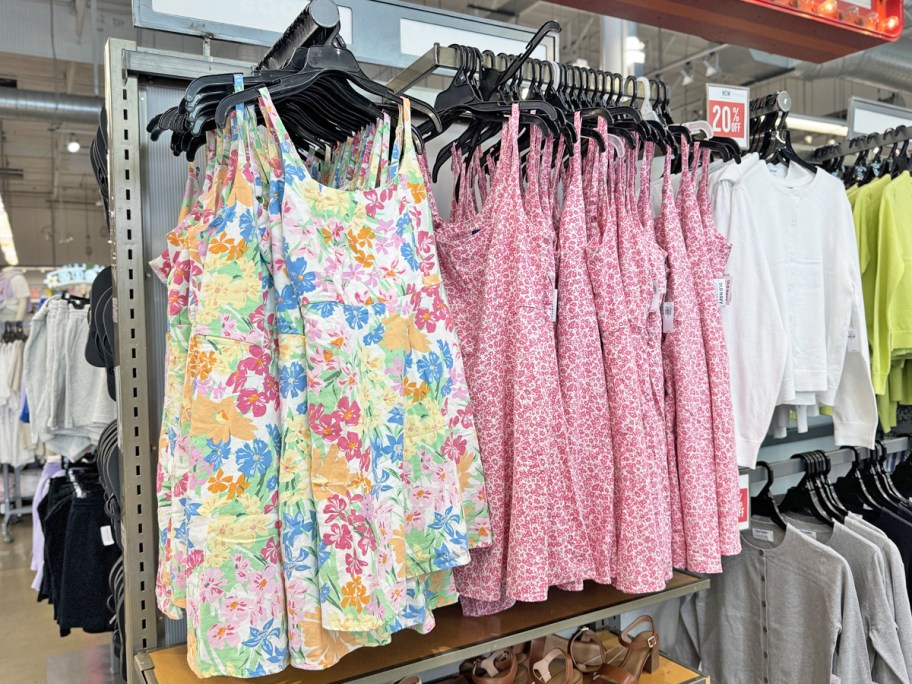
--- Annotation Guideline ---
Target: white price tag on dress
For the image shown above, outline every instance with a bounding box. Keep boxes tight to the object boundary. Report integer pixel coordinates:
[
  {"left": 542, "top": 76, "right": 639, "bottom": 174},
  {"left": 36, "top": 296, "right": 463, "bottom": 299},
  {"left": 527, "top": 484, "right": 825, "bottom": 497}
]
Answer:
[
  {"left": 662, "top": 301, "right": 675, "bottom": 333},
  {"left": 552, "top": 287, "right": 558, "bottom": 323},
  {"left": 100, "top": 525, "right": 115, "bottom": 547}
]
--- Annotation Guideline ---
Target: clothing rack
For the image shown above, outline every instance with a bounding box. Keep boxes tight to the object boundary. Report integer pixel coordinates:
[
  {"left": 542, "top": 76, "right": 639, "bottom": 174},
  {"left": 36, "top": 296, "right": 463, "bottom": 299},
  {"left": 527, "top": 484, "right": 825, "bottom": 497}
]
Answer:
[
  {"left": 749, "top": 90, "right": 792, "bottom": 119},
  {"left": 255, "top": 0, "right": 342, "bottom": 70},
  {"left": 747, "top": 436, "right": 911, "bottom": 483},
  {"left": 811, "top": 125, "right": 912, "bottom": 164},
  {"left": 386, "top": 41, "right": 653, "bottom": 103}
]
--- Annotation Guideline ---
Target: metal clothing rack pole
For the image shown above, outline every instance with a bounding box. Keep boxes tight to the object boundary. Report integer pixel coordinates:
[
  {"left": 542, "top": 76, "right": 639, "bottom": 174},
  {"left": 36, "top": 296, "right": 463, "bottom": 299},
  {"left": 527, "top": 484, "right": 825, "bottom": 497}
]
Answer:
[
  {"left": 747, "top": 436, "right": 912, "bottom": 483},
  {"left": 811, "top": 125, "right": 912, "bottom": 164},
  {"left": 387, "top": 43, "right": 649, "bottom": 103},
  {"left": 256, "top": 0, "right": 341, "bottom": 70},
  {"left": 1, "top": 462, "right": 29, "bottom": 543}
]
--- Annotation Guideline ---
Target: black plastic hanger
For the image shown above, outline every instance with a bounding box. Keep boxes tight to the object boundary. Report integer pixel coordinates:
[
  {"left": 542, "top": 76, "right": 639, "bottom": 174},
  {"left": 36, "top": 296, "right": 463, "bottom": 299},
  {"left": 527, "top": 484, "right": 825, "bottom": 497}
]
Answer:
[
  {"left": 780, "top": 451, "right": 833, "bottom": 524},
  {"left": 751, "top": 461, "right": 787, "bottom": 530},
  {"left": 835, "top": 446, "right": 886, "bottom": 512}
]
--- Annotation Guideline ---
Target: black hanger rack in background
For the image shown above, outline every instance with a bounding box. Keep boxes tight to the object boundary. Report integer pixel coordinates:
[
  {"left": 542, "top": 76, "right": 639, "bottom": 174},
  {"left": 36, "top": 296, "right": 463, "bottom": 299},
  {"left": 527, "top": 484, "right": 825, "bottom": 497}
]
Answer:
[
  {"left": 811, "top": 125, "right": 912, "bottom": 185},
  {"left": 61, "top": 292, "right": 90, "bottom": 309},
  {"left": 256, "top": 0, "right": 342, "bottom": 71},
  {"left": 749, "top": 90, "right": 816, "bottom": 173}
]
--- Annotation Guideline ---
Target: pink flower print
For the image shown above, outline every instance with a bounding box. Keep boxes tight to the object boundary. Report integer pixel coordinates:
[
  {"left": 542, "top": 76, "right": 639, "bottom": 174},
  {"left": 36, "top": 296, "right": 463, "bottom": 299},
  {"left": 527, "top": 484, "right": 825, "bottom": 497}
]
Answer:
[
  {"left": 442, "top": 434, "right": 467, "bottom": 462},
  {"left": 415, "top": 306, "right": 438, "bottom": 333},
  {"left": 376, "top": 548, "right": 393, "bottom": 574},
  {"left": 168, "top": 290, "right": 188, "bottom": 316},
  {"left": 226, "top": 369, "right": 248, "bottom": 393},
  {"left": 323, "top": 494, "right": 348, "bottom": 523},
  {"left": 208, "top": 622, "right": 241, "bottom": 649},
  {"left": 345, "top": 551, "right": 368, "bottom": 576},
  {"left": 265, "top": 489, "right": 278, "bottom": 515},
  {"left": 238, "top": 345, "right": 272, "bottom": 376},
  {"left": 453, "top": 407, "right": 474, "bottom": 430},
  {"left": 237, "top": 387, "right": 267, "bottom": 417},
  {"left": 224, "top": 596, "right": 251, "bottom": 618},
  {"left": 249, "top": 569, "right": 279, "bottom": 598},
  {"left": 338, "top": 431, "right": 362, "bottom": 462},
  {"left": 364, "top": 189, "right": 383, "bottom": 217},
  {"left": 356, "top": 531, "right": 377, "bottom": 556},
  {"left": 233, "top": 554, "right": 251, "bottom": 581},
  {"left": 261, "top": 537, "right": 280, "bottom": 564},
  {"left": 323, "top": 522, "right": 353, "bottom": 550},
  {"left": 261, "top": 374, "right": 279, "bottom": 404},
  {"left": 172, "top": 473, "right": 189, "bottom": 498},
  {"left": 342, "top": 261, "right": 367, "bottom": 285},
  {"left": 388, "top": 356, "right": 405, "bottom": 378},
  {"left": 250, "top": 304, "right": 266, "bottom": 332},
  {"left": 311, "top": 405, "right": 342, "bottom": 441},
  {"left": 186, "top": 549, "right": 204, "bottom": 571},
  {"left": 220, "top": 314, "right": 239, "bottom": 338},
  {"left": 198, "top": 568, "right": 226, "bottom": 604},
  {"left": 335, "top": 397, "right": 361, "bottom": 426}
]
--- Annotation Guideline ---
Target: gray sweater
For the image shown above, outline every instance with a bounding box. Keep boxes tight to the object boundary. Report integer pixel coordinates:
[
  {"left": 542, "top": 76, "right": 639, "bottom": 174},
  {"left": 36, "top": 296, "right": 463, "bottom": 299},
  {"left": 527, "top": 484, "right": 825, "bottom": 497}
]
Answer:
[
  {"left": 672, "top": 524, "right": 871, "bottom": 683},
  {"left": 783, "top": 515, "right": 908, "bottom": 684},
  {"left": 845, "top": 513, "right": 912, "bottom": 681}
]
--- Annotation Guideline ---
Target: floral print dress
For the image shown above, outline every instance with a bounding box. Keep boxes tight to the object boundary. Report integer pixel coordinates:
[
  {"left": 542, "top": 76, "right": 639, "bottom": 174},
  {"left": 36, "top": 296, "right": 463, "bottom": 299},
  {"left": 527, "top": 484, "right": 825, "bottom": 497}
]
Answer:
[{"left": 154, "top": 78, "right": 489, "bottom": 677}]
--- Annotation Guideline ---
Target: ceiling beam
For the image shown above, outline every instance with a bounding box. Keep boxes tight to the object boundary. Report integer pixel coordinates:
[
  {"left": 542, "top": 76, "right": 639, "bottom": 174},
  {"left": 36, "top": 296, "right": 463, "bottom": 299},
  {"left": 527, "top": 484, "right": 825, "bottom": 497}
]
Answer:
[
  {"left": 480, "top": 0, "right": 542, "bottom": 21},
  {"left": 74, "top": 0, "right": 88, "bottom": 41}
]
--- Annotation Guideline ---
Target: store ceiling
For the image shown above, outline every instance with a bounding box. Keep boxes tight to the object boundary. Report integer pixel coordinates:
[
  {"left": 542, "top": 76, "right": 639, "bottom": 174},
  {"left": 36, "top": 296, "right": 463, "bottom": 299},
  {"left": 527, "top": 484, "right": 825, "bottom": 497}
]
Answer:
[{"left": 0, "top": 0, "right": 910, "bottom": 268}]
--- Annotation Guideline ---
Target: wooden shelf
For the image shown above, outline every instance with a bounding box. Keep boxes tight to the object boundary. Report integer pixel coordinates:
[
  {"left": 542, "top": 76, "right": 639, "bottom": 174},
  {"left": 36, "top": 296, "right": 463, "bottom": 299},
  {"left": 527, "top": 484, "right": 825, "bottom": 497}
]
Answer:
[{"left": 138, "top": 572, "right": 708, "bottom": 684}]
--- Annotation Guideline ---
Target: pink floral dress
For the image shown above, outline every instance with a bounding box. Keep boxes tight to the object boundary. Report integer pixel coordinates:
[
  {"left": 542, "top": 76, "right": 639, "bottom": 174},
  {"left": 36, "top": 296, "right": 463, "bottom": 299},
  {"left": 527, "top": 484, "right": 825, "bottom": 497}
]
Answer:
[
  {"left": 554, "top": 115, "right": 615, "bottom": 584},
  {"left": 657, "top": 142, "right": 723, "bottom": 573},
  {"left": 586, "top": 132, "right": 672, "bottom": 594},
  {"left": 689, "top": 148, "right": 742, "bottom": 557}
]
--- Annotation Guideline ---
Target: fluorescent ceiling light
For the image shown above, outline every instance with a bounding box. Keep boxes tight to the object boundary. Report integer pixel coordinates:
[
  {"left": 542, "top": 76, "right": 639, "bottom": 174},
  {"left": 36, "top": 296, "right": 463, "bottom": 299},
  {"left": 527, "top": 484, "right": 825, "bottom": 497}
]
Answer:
[
  {"left": 625, "top": 36, "right": 646, "bottom": 65},
  {"left": 0, "top": 194, "right": 19, "bottom": 266},
  {"left": 788, "top": 114, "right": 848, "bottom": 137},
  {"left": 67, "top": 139, "right": 81, "bottom": 153}
]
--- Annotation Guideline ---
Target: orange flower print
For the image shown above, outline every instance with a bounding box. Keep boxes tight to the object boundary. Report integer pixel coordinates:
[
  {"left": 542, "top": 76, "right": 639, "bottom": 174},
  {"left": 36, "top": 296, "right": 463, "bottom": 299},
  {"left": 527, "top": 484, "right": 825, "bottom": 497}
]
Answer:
[
  {"left": 208, "top": 234, "right": 236, "bottom": 256},
  {"left": 407, "top": 180, "right": 427, "bottom": 204},
  {"left": 340, "top": 577, "right": 369, "bottom": 612},
  {"left": 404, "top": 378, "right": 429, "bottom": 403}
]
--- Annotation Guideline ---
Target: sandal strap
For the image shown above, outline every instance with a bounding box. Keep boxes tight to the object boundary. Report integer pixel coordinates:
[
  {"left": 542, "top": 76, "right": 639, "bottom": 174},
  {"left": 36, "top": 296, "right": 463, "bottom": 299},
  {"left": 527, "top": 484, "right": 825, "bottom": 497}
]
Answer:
[
  {"left": 619, "top": 616, "right": 656, "bottom": 649},
  {"left": 532, "top": 649, "right": 574, "bottom": 684},
  {"left": 593, "top": 664, "right": 638, "bottom": 684},
  {"left": 474, "top": 650, "right": 518, "bottom": 684},
  {"left": 569, "top": 628, "right": 607, "bottom": 673}
]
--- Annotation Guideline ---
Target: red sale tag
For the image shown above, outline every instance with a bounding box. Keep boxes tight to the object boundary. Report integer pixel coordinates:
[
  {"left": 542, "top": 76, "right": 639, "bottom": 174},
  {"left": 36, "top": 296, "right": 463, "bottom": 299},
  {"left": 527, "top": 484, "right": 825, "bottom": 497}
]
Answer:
[
  {"left": 738, "top": 473, "right": 751, "bottom": 530},
  {"left": 706, "top": 84, "right": 750, "bottom": 149}
]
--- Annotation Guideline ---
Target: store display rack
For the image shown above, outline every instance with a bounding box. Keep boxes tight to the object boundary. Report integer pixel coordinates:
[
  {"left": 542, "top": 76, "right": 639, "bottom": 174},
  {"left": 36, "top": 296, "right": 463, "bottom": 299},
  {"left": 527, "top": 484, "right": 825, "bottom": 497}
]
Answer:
[{"left": 135, "top": 572, "right": 709, "bottom": 684}]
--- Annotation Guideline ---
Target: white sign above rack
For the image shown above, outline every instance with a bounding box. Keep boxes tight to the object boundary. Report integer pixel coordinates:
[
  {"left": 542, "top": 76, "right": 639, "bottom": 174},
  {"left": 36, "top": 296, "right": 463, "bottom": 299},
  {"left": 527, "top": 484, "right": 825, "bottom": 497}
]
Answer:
[{"left": 132, "top": 0, "right": 557, "bottom": 69}]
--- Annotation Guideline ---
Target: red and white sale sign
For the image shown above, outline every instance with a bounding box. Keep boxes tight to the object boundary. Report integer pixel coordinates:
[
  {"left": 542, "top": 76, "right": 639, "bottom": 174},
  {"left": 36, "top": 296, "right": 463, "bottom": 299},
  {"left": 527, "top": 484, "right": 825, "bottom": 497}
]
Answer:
[
  {"left": 738, "top": 473, "right": 751, "bottom": 530},
  {"left": 706, "top": 84, "right": 749, "bottom": 150}
]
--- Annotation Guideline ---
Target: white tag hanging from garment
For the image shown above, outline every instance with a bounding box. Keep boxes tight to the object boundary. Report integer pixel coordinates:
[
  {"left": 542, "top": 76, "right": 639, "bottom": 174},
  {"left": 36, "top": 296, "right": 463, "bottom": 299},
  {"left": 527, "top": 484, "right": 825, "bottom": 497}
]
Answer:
[{"left": 662, "top": 301, "right": 675, "bottom": 333}]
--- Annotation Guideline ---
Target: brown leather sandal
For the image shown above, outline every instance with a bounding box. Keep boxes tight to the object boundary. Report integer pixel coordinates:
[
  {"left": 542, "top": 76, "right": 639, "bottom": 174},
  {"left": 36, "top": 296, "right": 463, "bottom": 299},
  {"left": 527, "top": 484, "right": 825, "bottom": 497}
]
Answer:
[
  {"left": 473, "top": 650, "right": 520, "bottom": 684},
  {"left": 531, "top": 649, "right": 583, "bottom": 684},
  {"left": 593, "top": 617, "right": 660, "bottom": 684},
  {"left": 568, "top": 627, "right": 608, "bottom": 673}
]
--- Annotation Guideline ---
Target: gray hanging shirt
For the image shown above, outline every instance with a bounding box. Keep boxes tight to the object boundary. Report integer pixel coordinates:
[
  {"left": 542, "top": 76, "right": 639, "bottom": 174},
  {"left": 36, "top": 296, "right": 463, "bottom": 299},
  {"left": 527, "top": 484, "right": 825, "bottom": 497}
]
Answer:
[
  {"left": 672, "top": 524, "right": 871, "bottom": 683},
  {"left": 783, "top": 515, "right": 908, "bottom": 684},
  {"left": 846, "top": 513, "right": 912, "bottom": 681}
]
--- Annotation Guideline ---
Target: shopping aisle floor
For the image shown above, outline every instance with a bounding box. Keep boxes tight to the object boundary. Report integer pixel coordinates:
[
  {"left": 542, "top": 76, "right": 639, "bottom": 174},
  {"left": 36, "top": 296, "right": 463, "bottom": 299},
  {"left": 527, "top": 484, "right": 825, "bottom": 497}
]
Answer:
[{"left": 0, "top": 518, "right": 114, "bottom": 683}]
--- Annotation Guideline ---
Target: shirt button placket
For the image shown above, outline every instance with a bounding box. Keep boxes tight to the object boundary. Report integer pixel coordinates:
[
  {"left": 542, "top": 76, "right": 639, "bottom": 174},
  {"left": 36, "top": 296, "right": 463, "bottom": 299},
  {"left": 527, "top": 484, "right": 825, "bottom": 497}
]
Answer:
[{"left": 760, "top": 550, "right": 770, "bottom": 683}]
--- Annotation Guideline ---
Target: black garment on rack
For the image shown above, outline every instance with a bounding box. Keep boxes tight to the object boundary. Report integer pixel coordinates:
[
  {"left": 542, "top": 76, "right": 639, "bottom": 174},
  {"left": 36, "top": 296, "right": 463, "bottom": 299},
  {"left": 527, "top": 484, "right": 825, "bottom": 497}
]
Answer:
[
  {"left": 37, "top": 471, "right": 117, "bottom": 636},
  {"left": 58, "top": 488, "right": 120, "bottom": 633},
  {"left": 864, "top": 508, "right": 912, "bottom": 595}
]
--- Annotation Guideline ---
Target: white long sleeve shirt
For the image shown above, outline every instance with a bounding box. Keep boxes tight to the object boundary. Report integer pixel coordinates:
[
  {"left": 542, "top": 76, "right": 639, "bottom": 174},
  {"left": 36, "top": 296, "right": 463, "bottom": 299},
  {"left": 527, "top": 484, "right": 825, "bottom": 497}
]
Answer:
[{"left": 716, "top": 161, "right": 877, "bottom": 467}]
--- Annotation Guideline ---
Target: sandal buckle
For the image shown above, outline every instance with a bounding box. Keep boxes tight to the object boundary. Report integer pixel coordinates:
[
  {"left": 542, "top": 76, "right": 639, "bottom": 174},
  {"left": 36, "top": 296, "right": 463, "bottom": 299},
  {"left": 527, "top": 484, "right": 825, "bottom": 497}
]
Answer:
[{"left": 646, "top": 635, "right": 657, "bottom": 649}]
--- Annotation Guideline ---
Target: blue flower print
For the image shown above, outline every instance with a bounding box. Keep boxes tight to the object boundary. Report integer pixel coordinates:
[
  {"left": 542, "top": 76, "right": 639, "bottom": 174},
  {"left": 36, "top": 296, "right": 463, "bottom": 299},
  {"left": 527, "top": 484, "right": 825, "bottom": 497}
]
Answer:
[
  {"left": 363, "top": 324, "right": 384, "bottom": 345},
  {"left": 401, "top": 242, "right": 420, "bottom": 270},
  {"left": 204, "top": 438, "right": 231, "bottom": 470},
  {"left": 437, "top": 340, "right": 453, "bottom": 369},
  {"left": 276, "top": 284, "right": 298, "bottom": 312},
  {"left": 236, "top": 439, "right": 273, "bottom": 478},
  {"left": 417, "top": 352, "right": 443, "bottom": 384},
  {"left": 279, "top": 361, "right": 306, "bottom": 398},
  {"left": 344, "top": 304, "right": 369, "bottom": 330}
]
